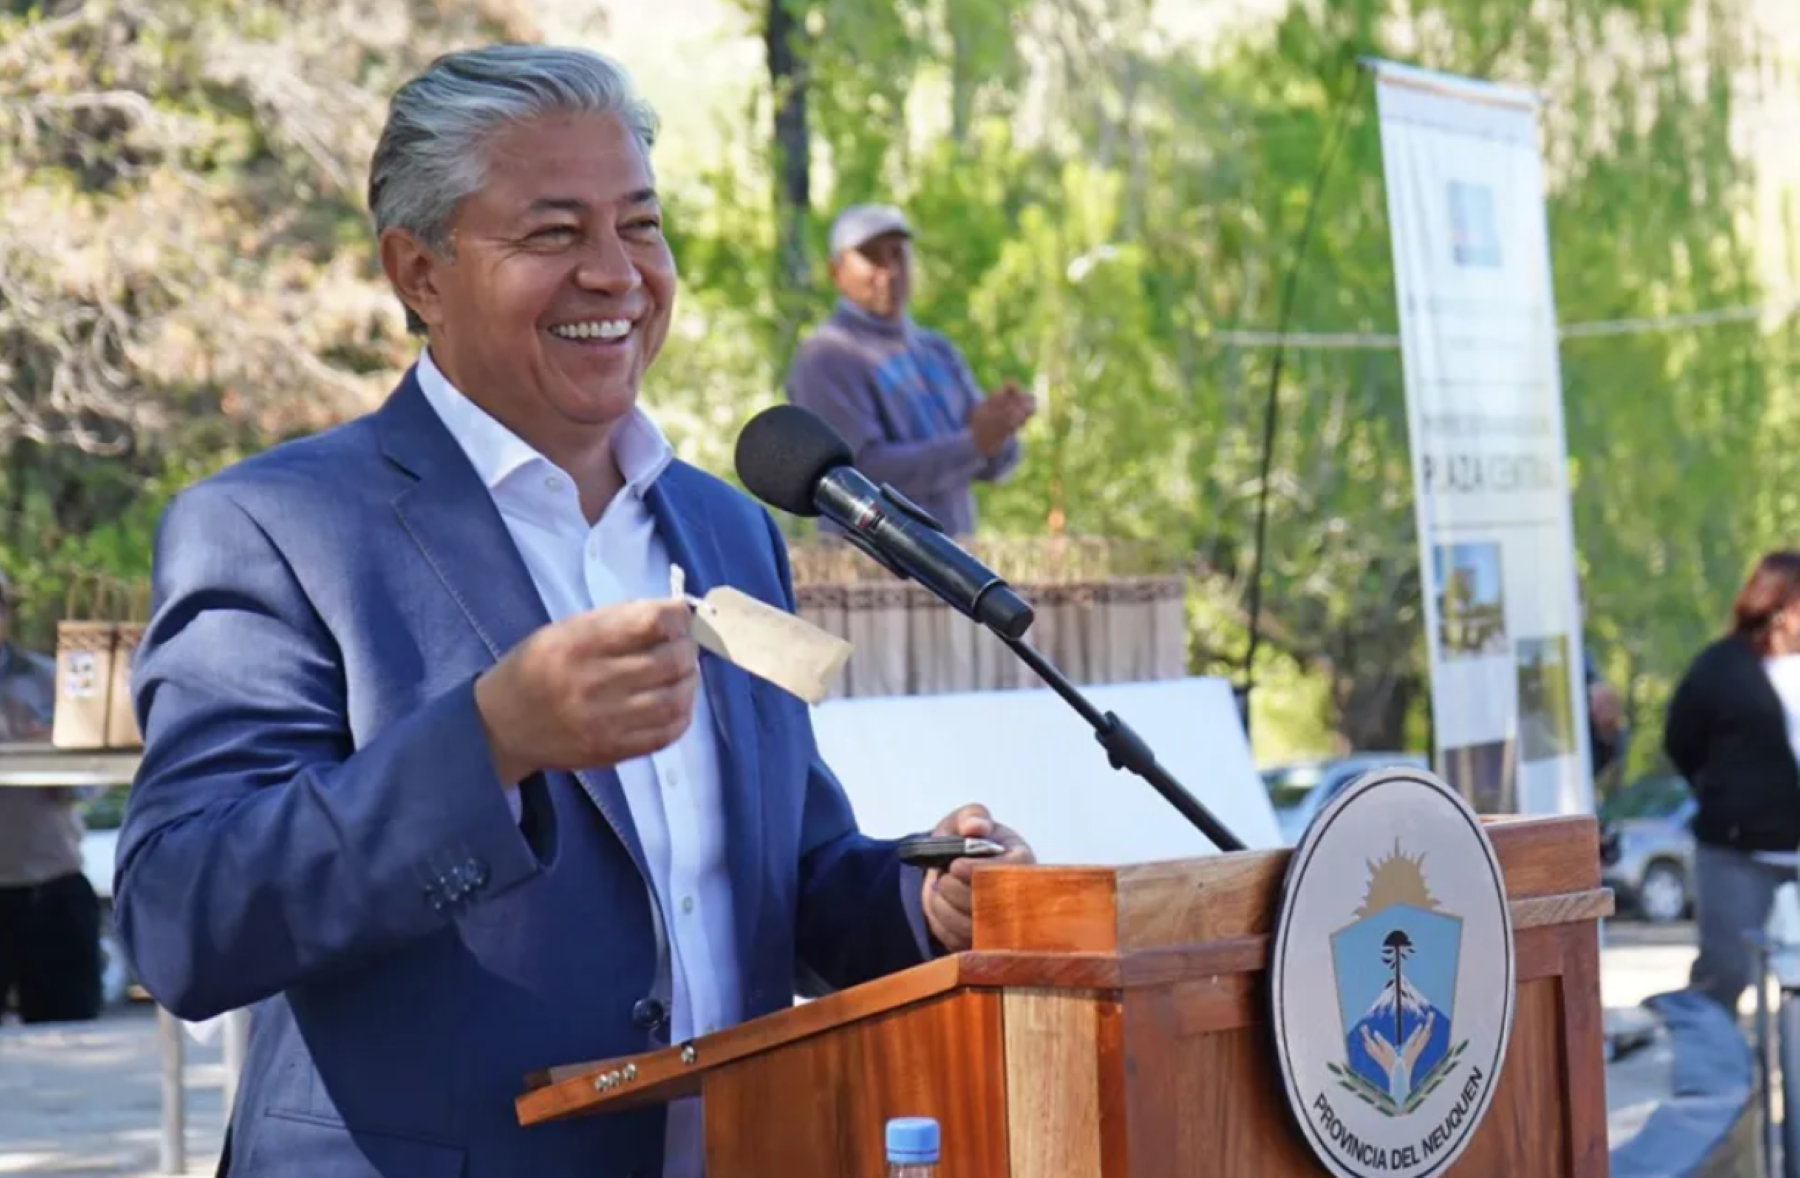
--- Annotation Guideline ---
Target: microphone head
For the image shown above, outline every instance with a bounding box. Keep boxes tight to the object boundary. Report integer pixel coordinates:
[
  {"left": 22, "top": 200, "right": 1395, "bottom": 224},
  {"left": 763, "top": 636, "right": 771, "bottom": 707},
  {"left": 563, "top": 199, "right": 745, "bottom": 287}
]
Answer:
[{"left": 734, "top": 404, "right": 854, "bottom": 518}]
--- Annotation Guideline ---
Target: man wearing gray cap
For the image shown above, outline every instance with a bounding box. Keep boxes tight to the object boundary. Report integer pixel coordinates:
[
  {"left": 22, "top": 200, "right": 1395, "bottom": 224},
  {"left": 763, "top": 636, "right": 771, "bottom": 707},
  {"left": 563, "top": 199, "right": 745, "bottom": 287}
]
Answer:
[{"left": 784, "top": 203, "right": 1034, "bottom": 536}]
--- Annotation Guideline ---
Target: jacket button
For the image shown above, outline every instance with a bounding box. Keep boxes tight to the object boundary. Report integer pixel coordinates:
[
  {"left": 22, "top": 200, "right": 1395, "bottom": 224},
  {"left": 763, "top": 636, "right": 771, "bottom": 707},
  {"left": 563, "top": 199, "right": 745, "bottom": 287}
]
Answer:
[{"left": 631, "top": 998, "right": 667, "bottom": 1030}]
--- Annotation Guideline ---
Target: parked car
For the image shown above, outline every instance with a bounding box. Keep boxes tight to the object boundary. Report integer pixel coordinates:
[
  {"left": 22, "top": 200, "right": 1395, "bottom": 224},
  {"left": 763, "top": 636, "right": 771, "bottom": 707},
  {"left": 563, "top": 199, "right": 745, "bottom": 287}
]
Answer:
[
  {"left": 1262, "top": 752, "right": 1431, "bottom": 844},
  {"left": 1598, "top": 774, "right": 1696, "bottom": 924}
]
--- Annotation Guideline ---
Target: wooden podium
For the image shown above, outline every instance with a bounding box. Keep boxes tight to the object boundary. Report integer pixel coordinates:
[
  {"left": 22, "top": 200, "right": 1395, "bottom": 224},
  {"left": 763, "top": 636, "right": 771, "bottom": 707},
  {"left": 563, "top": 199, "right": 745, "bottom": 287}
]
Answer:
[{"left": 517, "top": 815, "right": 1613, "bottom": 1176}]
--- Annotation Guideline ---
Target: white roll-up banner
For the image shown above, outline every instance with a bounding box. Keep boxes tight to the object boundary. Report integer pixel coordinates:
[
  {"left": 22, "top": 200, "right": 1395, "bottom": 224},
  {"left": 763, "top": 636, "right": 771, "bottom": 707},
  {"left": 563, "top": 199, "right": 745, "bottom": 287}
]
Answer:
[{"left": 1372, "top": 60, "right": 1593, "bottom": 816}]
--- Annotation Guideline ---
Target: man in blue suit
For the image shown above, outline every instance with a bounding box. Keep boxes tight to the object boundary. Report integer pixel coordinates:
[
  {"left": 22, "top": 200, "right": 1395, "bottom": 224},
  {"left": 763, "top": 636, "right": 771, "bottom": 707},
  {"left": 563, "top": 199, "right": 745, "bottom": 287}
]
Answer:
[{"left": 114, "top": 44, "right": 1032, "bottom": 1178}]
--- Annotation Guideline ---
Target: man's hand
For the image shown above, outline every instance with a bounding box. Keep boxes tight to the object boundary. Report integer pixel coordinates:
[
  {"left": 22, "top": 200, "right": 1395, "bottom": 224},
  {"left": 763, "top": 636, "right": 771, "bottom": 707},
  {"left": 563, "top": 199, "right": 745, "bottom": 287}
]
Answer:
[
  {"left": 967, "top": 381, "right": 1036, "bottom": 456},
  {"left": 995, "top": 379, "right": 1037, "bottom": 430},
  {"left": 474, "top": 600, "right": 698, "bottom": 785},
  {"left": 920, "top": 802, "right": 1035, "bottom": 952}
]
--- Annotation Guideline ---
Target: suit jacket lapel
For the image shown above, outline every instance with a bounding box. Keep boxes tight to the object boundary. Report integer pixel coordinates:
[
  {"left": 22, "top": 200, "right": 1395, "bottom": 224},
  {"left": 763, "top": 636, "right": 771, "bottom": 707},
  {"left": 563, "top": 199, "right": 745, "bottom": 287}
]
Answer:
[
  {"left": 647, "top": 468, "right": 766, "bottom": 960},
  {"left": 374, "top": 371, "right": 649, "bottom": 876}
]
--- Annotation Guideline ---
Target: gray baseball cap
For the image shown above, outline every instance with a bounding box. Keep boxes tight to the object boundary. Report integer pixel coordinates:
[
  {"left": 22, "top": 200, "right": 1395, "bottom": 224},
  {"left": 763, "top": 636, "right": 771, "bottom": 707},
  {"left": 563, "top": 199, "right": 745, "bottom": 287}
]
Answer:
[{"left": 828, "top": 204, "right": 912, "bottom": 259}]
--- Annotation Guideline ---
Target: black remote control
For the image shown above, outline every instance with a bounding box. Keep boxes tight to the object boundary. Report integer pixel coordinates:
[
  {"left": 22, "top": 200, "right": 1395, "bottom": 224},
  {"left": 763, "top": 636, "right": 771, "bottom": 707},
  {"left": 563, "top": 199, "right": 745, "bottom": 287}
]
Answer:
[{"left": 897, "top": 835, "right": 1007, "bottom": 872}]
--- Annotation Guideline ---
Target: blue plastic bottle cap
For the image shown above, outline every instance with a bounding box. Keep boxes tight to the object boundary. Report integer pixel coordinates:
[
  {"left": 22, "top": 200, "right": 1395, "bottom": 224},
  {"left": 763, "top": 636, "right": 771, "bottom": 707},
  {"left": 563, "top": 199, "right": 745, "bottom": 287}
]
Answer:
[{"left": 885, "top": 1116, "right": 941, "bottom": 1163}]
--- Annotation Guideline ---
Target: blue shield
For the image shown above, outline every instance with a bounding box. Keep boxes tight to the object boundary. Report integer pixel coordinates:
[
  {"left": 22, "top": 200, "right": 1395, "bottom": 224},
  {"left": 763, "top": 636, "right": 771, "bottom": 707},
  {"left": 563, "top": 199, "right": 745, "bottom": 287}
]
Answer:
[{"left": 1330, "top": 904, "right": 1464, "bottom": 1110}]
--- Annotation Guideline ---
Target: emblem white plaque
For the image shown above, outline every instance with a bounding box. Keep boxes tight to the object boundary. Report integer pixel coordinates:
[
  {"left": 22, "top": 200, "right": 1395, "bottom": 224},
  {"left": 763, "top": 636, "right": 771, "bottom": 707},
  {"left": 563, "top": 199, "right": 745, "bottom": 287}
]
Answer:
[{"left": 1270, "top": 768, "right": 1515, "bottom": 1178}]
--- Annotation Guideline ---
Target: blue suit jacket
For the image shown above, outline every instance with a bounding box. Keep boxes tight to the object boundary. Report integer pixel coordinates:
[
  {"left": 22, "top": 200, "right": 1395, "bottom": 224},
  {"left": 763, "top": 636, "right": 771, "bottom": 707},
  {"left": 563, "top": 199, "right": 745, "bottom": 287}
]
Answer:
[{"left": 114, "top": 371, "right": 933, "bottom": 1177}]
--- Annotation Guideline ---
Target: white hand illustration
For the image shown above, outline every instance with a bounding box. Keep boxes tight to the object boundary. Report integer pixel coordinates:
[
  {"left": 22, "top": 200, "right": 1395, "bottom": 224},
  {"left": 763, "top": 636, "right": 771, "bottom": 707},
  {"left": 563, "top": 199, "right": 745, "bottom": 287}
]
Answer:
[{"left": 1360, "top": 1010, "right": 1435, "bottom": 1104}]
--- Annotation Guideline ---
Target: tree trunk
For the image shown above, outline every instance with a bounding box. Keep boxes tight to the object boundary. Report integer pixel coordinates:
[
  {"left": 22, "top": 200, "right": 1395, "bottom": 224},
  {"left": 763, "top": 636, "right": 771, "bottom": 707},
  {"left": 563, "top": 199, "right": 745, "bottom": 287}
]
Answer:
[
  {"left": 5, "top": 441, "right": 30, "bottom": 549},
  {"left": 949, "top": 20, "right": 974, "bottom": 145},
  {"left": 1391, "top": 953, "right": 1404, "bottom": 1044},
  {"left": 1329, "top": 648, "right": 1420, "bottom": 753},
  {"left": 947, "top": 0, "right": 990, "bottom": 147},
  {"left": 765, "top": 0, "right": 812, "bottom": 360}
]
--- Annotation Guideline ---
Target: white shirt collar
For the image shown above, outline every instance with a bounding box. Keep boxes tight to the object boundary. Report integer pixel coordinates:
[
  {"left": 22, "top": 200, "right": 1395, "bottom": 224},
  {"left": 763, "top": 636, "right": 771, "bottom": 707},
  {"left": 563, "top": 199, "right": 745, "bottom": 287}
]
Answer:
[{"left": 414, "top": 346, "right": 674, "bottom": 498}]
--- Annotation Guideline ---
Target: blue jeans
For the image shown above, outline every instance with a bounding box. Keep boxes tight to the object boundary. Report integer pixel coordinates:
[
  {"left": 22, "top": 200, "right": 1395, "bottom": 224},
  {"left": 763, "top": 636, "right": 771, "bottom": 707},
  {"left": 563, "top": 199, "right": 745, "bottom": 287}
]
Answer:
[{"left": 1689, "top": 842, "right": 1796, "bottom": 1013}]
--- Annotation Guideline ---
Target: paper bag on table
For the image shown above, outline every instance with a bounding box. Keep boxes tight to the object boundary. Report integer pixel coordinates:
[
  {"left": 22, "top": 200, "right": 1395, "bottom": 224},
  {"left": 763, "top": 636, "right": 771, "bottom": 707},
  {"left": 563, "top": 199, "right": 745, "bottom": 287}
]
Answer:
[
  {"left": 104, "top": 578, "right": 151, "bottom": 748},
  {"left": 52, "top": 574, "right": 119, "bottom": 750}
]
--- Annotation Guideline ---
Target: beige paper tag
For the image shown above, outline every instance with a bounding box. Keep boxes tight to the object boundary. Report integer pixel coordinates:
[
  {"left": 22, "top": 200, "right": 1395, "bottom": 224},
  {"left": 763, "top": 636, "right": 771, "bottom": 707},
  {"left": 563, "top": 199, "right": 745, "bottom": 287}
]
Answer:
[{"left": 671, "top": 567, "right": 852, "bottom": 705}]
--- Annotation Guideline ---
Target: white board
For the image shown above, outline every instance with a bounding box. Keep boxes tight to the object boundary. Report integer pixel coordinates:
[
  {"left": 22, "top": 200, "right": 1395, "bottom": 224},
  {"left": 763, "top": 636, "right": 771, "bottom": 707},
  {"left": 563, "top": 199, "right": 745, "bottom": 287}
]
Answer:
[{"left": 812, "top": 677, "right": 1282, "bottom": 866}]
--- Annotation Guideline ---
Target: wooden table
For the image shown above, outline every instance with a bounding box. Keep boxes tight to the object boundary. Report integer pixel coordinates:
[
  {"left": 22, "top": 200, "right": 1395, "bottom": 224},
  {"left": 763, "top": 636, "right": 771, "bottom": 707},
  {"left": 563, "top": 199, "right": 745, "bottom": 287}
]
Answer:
[
  {"left": 0, "top": 743, "right": 247, "bottom": 1176},
  {"left": 0, "top": 743, "right": 141, "bottom": 788}
]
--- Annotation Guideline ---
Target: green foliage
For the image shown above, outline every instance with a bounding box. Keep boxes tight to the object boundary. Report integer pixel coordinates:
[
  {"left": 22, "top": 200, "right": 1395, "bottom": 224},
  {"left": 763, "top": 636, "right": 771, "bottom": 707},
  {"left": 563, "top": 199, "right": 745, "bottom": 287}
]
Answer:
[
  {"left": 0, "top": 0, "right": 537, "bottom": 642},
  {"left": 685, "top": 0, "right": 1794, "bottom": 764},
  {"left": 1, "top": 0, "right": 1792, "bottom": 770}
]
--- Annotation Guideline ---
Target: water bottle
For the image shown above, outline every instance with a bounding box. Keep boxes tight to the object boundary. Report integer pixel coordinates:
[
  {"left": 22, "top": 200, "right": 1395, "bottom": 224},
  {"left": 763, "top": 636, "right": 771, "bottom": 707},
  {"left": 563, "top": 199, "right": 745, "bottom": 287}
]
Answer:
[{"left": 885, "top": 1115, "right": 940, "bottom": 1177}]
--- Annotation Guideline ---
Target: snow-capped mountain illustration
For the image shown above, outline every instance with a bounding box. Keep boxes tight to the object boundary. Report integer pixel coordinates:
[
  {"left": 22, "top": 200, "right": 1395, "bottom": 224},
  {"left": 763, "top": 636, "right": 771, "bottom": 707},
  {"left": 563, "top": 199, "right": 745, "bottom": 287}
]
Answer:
[{"left": 1366, "top": 975, "right": 1432, "bottom": 1021}]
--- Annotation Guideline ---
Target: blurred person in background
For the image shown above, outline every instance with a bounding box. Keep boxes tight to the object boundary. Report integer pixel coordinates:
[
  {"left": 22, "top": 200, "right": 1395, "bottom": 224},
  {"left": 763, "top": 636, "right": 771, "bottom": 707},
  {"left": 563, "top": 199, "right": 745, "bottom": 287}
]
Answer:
[
  {"left": 1665, "top": 550, "right": 1800, "bottom": 1013},
  {"left": 0, "top": 568, "right": 102, "bottom": 1023},
  {"left": 784, "top": 203, "right": 1034, "bottom": 537},
  {"left": 1579, "top": 593, "right": 1628, "bottom": 791},
  {"left": 1588, "top": 659, "right": 1626, "bottom": 790}
]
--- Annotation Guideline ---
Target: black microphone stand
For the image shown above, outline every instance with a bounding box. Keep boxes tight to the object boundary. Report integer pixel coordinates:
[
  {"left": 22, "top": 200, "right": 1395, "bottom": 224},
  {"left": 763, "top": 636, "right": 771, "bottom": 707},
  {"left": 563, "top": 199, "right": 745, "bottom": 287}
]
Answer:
[
  {"left": 997, "top": 633, "right": 1247, "bottom": 853},
  {"left": 799, "top": 475, "right": 1248, "bottom": 853}
]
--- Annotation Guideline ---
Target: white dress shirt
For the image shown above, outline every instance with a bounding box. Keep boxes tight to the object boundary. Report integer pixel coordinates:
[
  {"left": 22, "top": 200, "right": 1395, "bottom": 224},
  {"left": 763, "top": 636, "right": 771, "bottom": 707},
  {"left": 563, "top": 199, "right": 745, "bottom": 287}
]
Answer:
[{"left": 417, "top": 348, "right": 737, "bottom": 1178}]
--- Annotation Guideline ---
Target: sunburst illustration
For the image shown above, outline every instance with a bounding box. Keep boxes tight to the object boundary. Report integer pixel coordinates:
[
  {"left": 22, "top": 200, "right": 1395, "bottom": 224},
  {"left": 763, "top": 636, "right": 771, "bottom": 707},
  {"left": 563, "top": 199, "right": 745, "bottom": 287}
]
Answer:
[{"left": 1355, "top": 840, "right": 1439, "bottom": 919}]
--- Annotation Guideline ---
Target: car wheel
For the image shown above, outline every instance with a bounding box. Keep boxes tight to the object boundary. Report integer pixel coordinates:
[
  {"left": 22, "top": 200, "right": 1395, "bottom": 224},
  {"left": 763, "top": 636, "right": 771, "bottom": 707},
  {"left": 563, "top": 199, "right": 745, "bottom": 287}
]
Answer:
[{"left": 1639, "top": 861, "right": 1689, "bottom": 924}]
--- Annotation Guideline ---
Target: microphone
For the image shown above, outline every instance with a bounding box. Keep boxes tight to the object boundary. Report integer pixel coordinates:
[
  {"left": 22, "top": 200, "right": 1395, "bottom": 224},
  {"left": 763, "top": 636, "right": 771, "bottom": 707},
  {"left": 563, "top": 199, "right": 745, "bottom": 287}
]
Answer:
[
  {"left": 734, "top": 403, "right": 1246, "bottom": 853},
  {"left": 734, "top": 405, "right": 1035, "bottom": 640}
]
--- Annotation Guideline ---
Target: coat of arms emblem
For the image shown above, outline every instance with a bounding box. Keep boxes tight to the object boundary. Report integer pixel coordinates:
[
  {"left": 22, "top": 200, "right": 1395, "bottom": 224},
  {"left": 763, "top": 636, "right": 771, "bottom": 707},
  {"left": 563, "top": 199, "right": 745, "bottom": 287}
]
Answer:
[
  {"left": 1270, "top": 768, "right": 1515, "bottom": 1178},
  {"left": 1327, "top": 841, "right": 1468, "bottom": 1117}
]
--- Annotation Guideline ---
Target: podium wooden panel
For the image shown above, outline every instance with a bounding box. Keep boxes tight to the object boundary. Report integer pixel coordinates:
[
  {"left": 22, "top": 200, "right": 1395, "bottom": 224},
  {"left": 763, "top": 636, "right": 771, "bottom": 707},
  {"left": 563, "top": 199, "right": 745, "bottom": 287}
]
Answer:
[{"left": 518, "top": 815, "right": 1613, "bottom": 1176}]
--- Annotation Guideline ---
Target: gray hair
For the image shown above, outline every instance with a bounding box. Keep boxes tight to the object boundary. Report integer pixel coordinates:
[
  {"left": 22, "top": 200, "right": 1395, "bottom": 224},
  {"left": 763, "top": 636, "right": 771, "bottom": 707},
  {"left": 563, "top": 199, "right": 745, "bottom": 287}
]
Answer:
[{"left": 368, "top": 44, "right": 660, "bottom": 334}]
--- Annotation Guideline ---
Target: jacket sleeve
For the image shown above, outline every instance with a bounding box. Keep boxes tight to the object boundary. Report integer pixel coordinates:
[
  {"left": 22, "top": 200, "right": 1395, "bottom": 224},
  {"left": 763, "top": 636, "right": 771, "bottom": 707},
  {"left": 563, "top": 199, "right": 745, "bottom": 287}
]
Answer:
[
  {"left": 1663, "top": 648, "right": 1712, "bottom": 786},
  {"left": 113, "top": 484, "right": 548, "bottom": 1021},
  {"left": 757, "top": 509, "right": 934, "bottom": 992}
]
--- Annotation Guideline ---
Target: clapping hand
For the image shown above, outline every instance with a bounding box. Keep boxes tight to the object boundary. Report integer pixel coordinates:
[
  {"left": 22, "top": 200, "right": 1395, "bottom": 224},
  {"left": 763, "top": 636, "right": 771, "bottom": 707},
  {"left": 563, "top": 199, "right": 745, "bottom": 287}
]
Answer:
[
  {"left": 993, "top": 379, "right": 1037, "bottom": 429},
  {"left": 967, "top": 380, "right": 1037, "bottom": 455}
]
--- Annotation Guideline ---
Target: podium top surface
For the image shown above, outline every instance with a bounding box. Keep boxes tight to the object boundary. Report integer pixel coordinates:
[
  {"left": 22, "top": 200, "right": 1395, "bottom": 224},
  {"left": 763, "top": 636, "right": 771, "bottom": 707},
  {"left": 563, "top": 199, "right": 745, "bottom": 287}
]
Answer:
[
  {"left": 517, "top": 813, "right": 1610, "bottom": 1128},
  {"left": 968, "top": 811, "right": 1601, "bottom": 955}
]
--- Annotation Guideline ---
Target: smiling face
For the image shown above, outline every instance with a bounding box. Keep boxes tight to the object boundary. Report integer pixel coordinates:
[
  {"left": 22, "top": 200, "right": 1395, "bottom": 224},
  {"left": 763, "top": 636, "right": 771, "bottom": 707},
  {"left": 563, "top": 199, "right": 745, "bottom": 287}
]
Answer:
[{"left": 380, "top": 110, "right": 673, "bottom": 464}]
